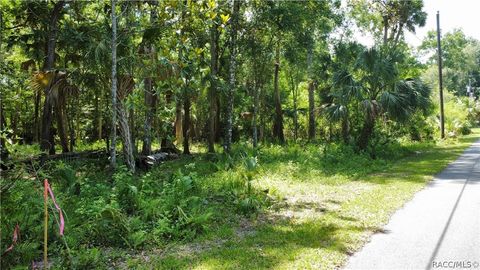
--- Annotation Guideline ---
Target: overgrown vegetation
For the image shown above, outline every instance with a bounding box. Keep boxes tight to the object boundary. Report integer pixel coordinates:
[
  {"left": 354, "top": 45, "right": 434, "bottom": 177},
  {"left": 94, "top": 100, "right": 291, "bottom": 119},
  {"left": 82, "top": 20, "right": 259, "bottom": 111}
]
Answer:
[
  {"left": 1, "top": 146, "right": 271, "bottom": 268},
  {"left": 130, "top": 130, "right": 480, "bottom": 269},
  {"left": 2, "top": 0, "right": 480, "bottom": 269},
  {"left": 2, "top": 130, "right": 478, "bottom": 269}
]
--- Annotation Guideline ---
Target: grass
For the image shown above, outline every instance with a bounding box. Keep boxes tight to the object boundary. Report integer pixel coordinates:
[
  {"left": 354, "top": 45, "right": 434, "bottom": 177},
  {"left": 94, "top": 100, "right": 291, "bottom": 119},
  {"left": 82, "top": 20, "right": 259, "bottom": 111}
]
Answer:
[
  {"left": 122, "top": 130, "right": 480, "bottom": 270},
  {"left": 3, "top": 130, "right": 479, "bottom": 269}
]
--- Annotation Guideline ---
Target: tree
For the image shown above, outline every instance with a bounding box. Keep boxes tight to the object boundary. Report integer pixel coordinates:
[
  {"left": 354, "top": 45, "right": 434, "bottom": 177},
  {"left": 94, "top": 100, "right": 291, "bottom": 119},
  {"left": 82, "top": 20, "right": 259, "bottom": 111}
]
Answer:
[
  {"left": 349, "top": 0, "right": 426, "bottom": 46},
  {"left": 287, "top": 63, "right": 302, "bottom": 141},
  {"left": 40, "top": 1, "right": 65, "bottom": 154},
  {"left": 302, "top": 0, "right": 341, "bottom": 140},
  {"left": 141, "top": 2, "right": 158, "bottom": 156},
  {"left": 116, "top": 76, "right": 136, "bottom": 172},
  {"left": 224, "top": 0, "right": 241, "bottom": 153},
  {"left": 178, "top": 0, "right": 190, "bottom": 155},
  {"left": 419, "top": 29, "right": 480, "bottom": 95},
  {"left": 272, "top": 34, "right": 285, "bottom": 143},
  {"left": 283, "top": 32, "right": 307, "bottom": 142},
  {"left": 0, "top": 8, "right": 7, "bottom": 159},
  {"left": 207, "top": 4, "right": 220, "bottom": 153},
  {"left": 0, "top": 0, "right": 441, "bottom": 164},
  {"left": 243, "top": 7, "right": 273, "bottom": 148},
  {"left": 113, "top": 1, "right": 137, "bottom": 172},
  {"left": 326, "top": 42, "right": 363, "bottom": 143},
  {"left": 331, "top": 46, "right": 431, "bottom": 151},
  {"left": 256, "top": 0, "right": 338, "bottom": 143},
  {"left": 175, "top": 0, "right": 209, "bottom": 155},
  {"left": 307, "top": 44, "right": 316, "bottom": 140},
  {"left": 110, "top": 0, "right": 118, "bottom": 168}
]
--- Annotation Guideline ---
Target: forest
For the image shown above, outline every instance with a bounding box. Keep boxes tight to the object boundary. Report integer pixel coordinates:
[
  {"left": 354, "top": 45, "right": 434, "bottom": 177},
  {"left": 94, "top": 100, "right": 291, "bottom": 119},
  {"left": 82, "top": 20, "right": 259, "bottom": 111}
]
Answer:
[{"left": 1, "top": 0, "right": 480, "bottom": 269}]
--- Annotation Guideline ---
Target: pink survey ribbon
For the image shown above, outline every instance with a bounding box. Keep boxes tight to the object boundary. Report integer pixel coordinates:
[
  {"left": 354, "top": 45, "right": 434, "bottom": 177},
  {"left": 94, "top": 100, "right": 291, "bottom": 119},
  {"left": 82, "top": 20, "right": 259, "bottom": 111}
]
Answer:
[
  {"left": 44, "top": 179, "right": 65, "bottom": 236},
  {"left": 2, "top": 224, "right": 20, "bottom": 255}
]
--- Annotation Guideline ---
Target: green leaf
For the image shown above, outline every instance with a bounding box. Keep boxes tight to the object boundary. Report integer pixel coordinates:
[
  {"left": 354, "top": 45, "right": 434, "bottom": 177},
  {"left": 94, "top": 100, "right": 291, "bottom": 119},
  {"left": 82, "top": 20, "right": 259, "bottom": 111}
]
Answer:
[{"left": 220, "top": 14, "right": 230, "bottom": 24}]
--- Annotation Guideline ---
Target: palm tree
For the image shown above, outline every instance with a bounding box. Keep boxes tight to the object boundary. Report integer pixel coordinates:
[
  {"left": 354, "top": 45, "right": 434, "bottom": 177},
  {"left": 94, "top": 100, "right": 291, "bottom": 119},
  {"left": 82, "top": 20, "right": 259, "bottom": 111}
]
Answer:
[
  {"left": 116, "top": 75, "right": 136, "bottom": 173},
  {"left": 329, "top": 46, "right": 431, "bottom": 150},
  {"left": 32, "top": 71, "right": 78, "bottom": 153}
]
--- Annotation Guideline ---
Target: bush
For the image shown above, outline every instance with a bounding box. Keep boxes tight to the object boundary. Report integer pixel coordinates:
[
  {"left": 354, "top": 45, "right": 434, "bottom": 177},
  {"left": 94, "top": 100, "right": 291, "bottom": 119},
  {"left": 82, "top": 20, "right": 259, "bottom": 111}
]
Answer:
[
  {"left": 1, "top": 166, "right": 44, "bottom": 268},
  {"left": 1, "top": 149, "right": 270, "bottom": 268},
  {"left": 442, "top": 97, "right": 475, "bottom": 137}
]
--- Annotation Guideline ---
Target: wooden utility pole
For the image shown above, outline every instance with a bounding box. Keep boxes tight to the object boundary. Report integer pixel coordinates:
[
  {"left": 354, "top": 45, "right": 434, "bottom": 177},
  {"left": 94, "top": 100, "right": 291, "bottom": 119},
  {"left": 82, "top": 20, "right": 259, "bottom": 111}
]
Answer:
[{"left": 436, "top": 11, "right": 445, "bottom": 139}]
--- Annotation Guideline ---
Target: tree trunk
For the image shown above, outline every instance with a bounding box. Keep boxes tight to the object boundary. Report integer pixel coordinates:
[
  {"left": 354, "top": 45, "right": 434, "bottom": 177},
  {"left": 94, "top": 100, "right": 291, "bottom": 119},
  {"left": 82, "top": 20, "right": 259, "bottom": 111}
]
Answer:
[
  {"left": 272, "top": 40, "right": 285, "bottom": 143},
  {"left": 40, "top": 100, "right": 55, "bottom": 154},
  {"left": 142, "top": 76, "right": 155, "bottom": 155},
  {"left": 92, "top": 91, "right": 102, "bottom": 142},
  {"left": 0, "top": 12, "right": 4, "bottom": 160},
  {"left": 358, "top": 116, "right": 374, "bottom": 151},
  {"left": 293, "top": 97, "right": 298, "bottom": 141},
  {"left": 10, "top": 110, "right": 18, "bottom": 142},
  {"left": 0, "top": 93, "right": 8, "bottom": 161},
  {"left": 76, "top": 95, "right": 81, "bottom": 146},
  {"left": 34, "top": 91, "right": 41, "bottom": 142},
  {"left": 307, "top": 45, "right": 315, "bottom": 140},
  {"left": 225, "top": 0, "right": 240, "bottom": 153},
  {"left": 215, "top": 97, "right": 221, "bottom": 141},
  {"left": 259, "top": 85, "right": 265, "bottom": 143},
  {"left": 110, "top": 0, "right": 118, "bottom": 168},
  {"left": 394, "top": 23, "right": 404, "bottom": 45},
  {"left": 115, "top": 75, "right": 136, "bottom": 172},
  {"left": 182, "top": 93, "right": 191, "bottom": 155},
  {"left": 94, "top": 93, "right": 103, "bottom": 141},
  {"left": 98, "top": 112, "right": 103, "bottom": 141},
  {"left": 252, "top": 85, "right": 259, "bottom": 148},
  {"left": 208, "top": 23, "right": 219, "bottom": 153},
  {"left": 129, "top": 107, "right": 136, "bottom": 155},
  {"left": 291, "top": 74, "right": 298, "bottom": 142},
  {"left": 117, "top": 103, "right": 135, "bottom": 172},
  {"left": 67, "top": 100, "right": 75, "bottom": 151},
  {"left": 341, "top": 115, "right": 349, "bottom": 144},
  {"left": 43, "top": 2, "right": 64, "bottom": 71},
  {"left": 383, "top": 16, "right": 388, "bottom": 45},
  {"left": 178, "top": 0, "right": 189, "bottom": 155},
  {"left": 40, "top": 1, "right": 64, "bottom": 154},
  {"left": 54, "top": 102, "right": 69, "bottom": 153},
  {"left": 142, "top": 6, "right": 158, "bottom": 155},
  {"left": 175, "top": 100, "right": 183, "bottom": 145}
]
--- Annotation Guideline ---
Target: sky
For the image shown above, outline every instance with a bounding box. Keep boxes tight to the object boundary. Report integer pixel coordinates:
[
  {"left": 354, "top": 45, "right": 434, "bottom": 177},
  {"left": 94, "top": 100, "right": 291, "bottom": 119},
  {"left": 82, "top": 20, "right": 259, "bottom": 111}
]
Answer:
[{"left": 405, "top": 0, "right": 480, "bottom": 47}]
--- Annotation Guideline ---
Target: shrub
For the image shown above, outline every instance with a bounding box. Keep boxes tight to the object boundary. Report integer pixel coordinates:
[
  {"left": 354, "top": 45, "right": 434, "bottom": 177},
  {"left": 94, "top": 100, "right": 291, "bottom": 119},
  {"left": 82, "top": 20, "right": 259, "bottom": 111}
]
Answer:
[
  {"left": 141, "top": 169, "right": 213, "bottom": 241},
  {"left": 1, "top": 150, "right": 271, "bottom": 268}
]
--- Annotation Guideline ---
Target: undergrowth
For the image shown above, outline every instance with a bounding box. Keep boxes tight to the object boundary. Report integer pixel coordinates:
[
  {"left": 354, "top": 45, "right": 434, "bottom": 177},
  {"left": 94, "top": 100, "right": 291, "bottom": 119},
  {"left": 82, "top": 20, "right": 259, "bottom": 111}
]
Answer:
[
  {"left": 1, "top": 149, "right": 268, "bottom": 269},
  {"left": 0, "top": 135, "right": 471, "bottom": 269}
]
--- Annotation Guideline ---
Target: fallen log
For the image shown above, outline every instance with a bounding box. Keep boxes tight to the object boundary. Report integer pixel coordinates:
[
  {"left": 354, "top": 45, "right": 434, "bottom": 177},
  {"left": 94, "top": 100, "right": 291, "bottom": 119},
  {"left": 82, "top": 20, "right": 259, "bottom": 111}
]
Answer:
[{"left": 138, "top": 151, "right": 179, "bottom": 169}]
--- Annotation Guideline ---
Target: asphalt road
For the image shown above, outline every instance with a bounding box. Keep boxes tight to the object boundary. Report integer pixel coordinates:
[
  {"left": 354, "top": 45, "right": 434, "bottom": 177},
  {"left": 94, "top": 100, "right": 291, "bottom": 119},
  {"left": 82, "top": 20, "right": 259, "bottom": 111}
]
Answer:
[{"left": 345, "top": 140, "right": 480, "bottom": 270}]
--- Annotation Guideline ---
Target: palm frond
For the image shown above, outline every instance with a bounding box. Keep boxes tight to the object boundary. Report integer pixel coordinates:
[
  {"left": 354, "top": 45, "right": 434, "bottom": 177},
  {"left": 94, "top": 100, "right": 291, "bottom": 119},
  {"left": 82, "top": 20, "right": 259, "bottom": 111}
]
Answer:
[
  {"left": 31, "top": 71, "right": 79, "bottom": 106},
  {"left": 325, "top": 104, "right": 348, "bottom": 122},
  {"left": 379, "top": 90, "right": 409, "bottom": 121},
  {"left": 118, "top": 75, "right": 135, "bottom": 101}
]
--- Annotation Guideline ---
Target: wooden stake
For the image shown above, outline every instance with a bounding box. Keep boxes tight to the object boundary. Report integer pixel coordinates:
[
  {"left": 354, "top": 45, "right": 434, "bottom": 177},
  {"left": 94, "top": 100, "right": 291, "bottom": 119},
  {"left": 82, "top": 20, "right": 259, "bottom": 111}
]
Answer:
[{"left": 43, "top": 179, "right": 48, "bottom": 270}]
